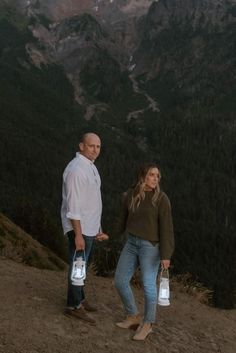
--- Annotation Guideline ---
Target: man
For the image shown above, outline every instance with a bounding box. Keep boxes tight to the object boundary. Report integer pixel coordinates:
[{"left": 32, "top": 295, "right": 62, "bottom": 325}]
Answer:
[{"left": 61, "top": 132, "right": 108, "bottom": 324}]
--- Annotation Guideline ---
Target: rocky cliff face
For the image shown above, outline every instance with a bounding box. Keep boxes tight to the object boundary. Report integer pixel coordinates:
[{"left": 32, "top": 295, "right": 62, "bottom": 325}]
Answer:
[
  {"left": 10, "top": 0, "right": 153, "bottom": 110},
  {"left": 142, "top": 0, "right": 236, "bottom": 32},
  {"left": 15, "top": 0, "right": 153, "bottom": 62},
  {"left": 4, "top": 0, "right": 236, "bottom": 111},
  {"left": 16, "top": 0, "right": 153, "bottom": 21}
]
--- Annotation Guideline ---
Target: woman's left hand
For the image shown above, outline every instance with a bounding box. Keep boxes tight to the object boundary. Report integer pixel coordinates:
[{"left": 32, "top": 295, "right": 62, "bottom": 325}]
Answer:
[{"left": 161, "top": 259, "right": 170, "bottom": 269}]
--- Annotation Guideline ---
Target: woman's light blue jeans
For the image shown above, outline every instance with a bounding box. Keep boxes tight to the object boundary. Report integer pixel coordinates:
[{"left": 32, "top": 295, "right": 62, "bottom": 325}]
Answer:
[{"left": 114, "top": 234, "right": 160, "bottom": 323}]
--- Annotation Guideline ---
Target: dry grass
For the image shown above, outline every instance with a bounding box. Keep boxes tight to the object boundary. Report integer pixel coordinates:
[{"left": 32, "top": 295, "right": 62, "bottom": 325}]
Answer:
[
  {"left": 131, "top": 267, "right": 213, "bottom": 306},
  {"left": 173, "top": 272, "right": 213, "bottom": 305},
  {"left": 0, "top": 213, "right": 66, "bottom": 271}
]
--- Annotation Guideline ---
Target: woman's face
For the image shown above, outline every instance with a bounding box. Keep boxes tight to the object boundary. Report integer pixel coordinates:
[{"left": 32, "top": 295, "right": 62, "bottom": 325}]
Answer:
[{"left": 144, "top": 167, "right": 160, "bottom": 191}]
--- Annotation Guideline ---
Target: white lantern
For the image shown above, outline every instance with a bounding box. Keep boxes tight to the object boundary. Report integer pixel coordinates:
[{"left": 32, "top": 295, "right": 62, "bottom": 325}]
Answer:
[
  {"left": 71, "top": 252, "right": 86, "bottom": 286},
  {"left": 158, "top": 269, "right": 170, "bottom": 306}
]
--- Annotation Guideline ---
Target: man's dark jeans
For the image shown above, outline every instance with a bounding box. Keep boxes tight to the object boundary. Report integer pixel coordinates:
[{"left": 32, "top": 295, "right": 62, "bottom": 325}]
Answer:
[{"left": 67, "top": 231, "right": 95, "bottom": 308}]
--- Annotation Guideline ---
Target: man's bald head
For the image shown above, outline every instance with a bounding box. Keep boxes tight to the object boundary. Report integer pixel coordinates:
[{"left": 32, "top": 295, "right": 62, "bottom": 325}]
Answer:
[
  {"left": 79, "top": 133, "right": 101, "bottom": 161},
  {"left": 81, "top": 133, "right": 100, "bottom": 144}
]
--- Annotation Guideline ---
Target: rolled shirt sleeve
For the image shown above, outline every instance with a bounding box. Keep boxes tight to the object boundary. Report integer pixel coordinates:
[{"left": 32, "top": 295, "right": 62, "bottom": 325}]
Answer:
[{"left": 64, "top": 170, "right": 86, "bottom": 221}]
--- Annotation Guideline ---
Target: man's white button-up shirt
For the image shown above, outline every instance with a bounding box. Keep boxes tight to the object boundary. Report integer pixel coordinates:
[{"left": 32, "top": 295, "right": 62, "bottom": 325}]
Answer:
[{"left": 61, "top": 153, "right": 102, "bottom": 236}]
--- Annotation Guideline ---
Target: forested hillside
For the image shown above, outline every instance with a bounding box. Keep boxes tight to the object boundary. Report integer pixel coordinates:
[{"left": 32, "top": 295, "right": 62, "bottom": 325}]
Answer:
[
  {"left": 132, "top": 0, "right": 236, "bottom": 309},
  {"left": 0, "top": 5, "right": 149, "bottom": 259},
  {"left": 0, "top": 1, "right": 235, "bottom": 309},
  {"left": 0, "top": 10, "right": 79, "bottom": 259}
]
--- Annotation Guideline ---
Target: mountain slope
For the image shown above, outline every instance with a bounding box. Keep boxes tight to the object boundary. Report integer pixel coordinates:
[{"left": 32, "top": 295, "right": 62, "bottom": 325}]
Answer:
[
  {"left": 0, "top": 10, "right": 86, "bottom": 259},
  {"left": 0, "top": 256, "right": 235, "bottom": 353},
  {"left": 131, "top": 0, "right": 236, "bottom": 309},
  {"left": 0, "top": 213, "right": 66, "bottom": 270},
  {"left": 134, "top": 0, "right": 236, "bottom": 110},
  {"left": 14, "top": 0, "right": 153, "bottom": 21},
  {"left": 0, "top": 5, "right": 149, "bottom": 258},
  {"left": 1, "top": 0, "right": 236, "bottom": 309}
]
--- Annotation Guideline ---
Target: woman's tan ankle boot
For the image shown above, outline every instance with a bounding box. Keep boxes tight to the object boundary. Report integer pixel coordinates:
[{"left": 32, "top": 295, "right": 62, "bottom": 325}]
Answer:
[
  {"left": 132, "top": 322, "right": 152, "bottom": 340},
  {"left": 116, "top": 314, "right": 141, "bottom": 329}
]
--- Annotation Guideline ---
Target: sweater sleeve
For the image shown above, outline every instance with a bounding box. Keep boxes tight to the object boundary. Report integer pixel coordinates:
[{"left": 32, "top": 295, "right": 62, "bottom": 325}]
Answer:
[
  {"left": 158, "top": 193, "right": 175, "bottom": 260},
  {"left": 113, "top": 191, "right": 129, "bottom": 237}
]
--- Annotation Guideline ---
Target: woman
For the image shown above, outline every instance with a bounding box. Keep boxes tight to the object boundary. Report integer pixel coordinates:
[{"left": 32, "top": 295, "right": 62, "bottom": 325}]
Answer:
[{"left": 114, "top": 163, "right": 174, "bottom": 341}]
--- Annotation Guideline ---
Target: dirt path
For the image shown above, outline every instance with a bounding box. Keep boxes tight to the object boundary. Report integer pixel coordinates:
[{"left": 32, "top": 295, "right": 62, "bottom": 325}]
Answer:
[{"left": 0, "top": 257, "right": 235, "bottom": 353}]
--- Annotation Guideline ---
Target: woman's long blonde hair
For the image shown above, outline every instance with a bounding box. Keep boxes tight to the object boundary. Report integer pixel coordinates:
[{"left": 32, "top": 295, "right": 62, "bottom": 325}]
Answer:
[{"left": 129, "top": 163, "right": 161, "bottom": 212}]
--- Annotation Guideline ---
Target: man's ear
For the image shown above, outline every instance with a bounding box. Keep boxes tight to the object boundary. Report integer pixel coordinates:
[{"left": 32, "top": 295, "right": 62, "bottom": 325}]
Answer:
[{"left": 79, "top": 142, "right": 84, "bottom": 151}]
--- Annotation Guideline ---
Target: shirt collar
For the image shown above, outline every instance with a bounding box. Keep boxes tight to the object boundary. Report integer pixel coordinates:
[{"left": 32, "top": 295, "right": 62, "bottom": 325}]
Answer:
[{"left": 76, "top": 152, "right": 94, "bottom": 164}]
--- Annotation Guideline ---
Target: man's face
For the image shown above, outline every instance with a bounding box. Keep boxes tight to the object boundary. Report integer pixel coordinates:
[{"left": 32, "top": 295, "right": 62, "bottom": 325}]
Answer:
[{"left": 79, "top": 134, "right": 101, "bottom": 161}]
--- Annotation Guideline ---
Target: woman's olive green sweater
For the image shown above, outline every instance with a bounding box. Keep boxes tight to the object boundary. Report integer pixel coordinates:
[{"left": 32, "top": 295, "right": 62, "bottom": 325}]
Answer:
[{"left": 117, "top": 189, "right": 175, "bottom": 260}]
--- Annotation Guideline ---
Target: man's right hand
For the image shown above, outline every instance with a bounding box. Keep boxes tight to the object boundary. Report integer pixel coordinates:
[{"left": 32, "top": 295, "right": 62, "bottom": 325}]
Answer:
[
  {"left": 71, "top": 219, "right": 84, "bottom": 250},
  {"left": 75, "top": 234, "right": 85, "bottom": 250}
]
